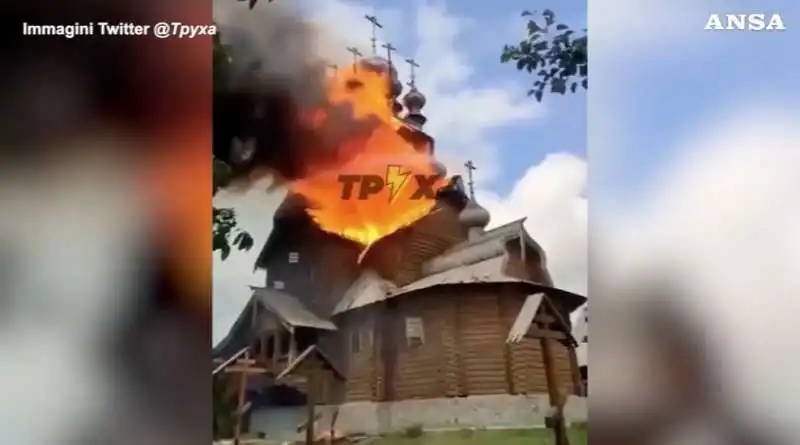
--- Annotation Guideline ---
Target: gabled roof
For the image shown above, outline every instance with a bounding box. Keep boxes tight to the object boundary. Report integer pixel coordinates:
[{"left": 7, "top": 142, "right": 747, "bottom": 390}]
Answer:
[
  {"left": 249, "top": 286, "right": 336, "bottom": 330},
  {"left": 391, "top": 255, "right": 522, "bottom": 298},
  {"left": 422, "top": 218, "right": 554, "bottom": 285},
  {"left": 332, "top": 255, "right": 539, "bottom": 314},
  {"left": 275, "top": 345, "right": 345, "bottom": 382},
  {"left": 213, "top": 287, "right": 336, "bottom": 359},
  {"left": 506, "top": 292, "right": 580, "bottom": 347},
  {"left": 332, "top": 269, "right": 393, "bottom": 314},
  {"left": 330, "top": 217, "right": 586, "bottom": 315}
]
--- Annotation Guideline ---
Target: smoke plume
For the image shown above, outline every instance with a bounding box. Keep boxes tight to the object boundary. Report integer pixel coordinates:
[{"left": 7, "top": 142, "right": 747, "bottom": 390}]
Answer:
[{"left": 213, "top": 1, "right": 380, "bottom": 190}]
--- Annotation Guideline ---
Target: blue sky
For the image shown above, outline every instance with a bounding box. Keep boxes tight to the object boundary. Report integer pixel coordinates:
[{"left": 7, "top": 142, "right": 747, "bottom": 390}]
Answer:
[{"left": 591, "top": 0, "right": 800, "bottom": 207}]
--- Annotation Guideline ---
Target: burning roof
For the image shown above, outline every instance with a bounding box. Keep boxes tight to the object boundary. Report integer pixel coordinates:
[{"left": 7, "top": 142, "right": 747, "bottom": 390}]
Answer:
[{"left": 216, "top": 56, "right": 447, "bottom": 256}]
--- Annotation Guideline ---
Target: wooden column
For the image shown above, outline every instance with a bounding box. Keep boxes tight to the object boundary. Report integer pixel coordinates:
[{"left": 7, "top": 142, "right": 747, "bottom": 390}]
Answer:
[
  {"left": 305, "top": 369, "right": 317, "bottom": 445},
  {"left": 289, "top": 329, "right": 297, "bottom": 363},
  {"left": 233, "top": 356, "right": 248, "bottom": 445},
  {"left": 540, "top": 319, "right": 570, "bottom": 445},
  {"left": 272, "top": 329, "right": 281, "bottom": 371}
]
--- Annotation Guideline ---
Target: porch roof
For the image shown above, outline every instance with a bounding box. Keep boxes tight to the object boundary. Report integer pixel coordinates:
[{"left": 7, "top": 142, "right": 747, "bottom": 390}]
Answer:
[
  {"left": 213, "top": 287, "right": 336, "bottom": 360},
  {"left": 249, "top": 286, "right": 337, "bottom": 331}
]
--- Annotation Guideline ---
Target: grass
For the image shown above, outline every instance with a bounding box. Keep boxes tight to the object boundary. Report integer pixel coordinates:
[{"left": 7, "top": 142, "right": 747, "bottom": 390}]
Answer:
[{"left": 370, "top": 425, "right": 587, "bottom": 445}]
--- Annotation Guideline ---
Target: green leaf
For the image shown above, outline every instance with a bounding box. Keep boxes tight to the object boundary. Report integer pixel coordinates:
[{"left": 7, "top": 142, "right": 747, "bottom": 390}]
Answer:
[
  {"left": 542, "top": 9, "right": 555, "bottom": 26},
  {"left": 551, "top": 78, "right": 566, "bottom": 94},
  {"left": 500, "top": 8, "right": 588, "bottom": 102}
]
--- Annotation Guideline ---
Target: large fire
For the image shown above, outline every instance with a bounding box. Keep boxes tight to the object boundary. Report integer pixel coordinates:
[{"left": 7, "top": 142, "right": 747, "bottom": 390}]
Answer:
[{"left": 290, "top": 62, "right": 447, "bottom": 251}]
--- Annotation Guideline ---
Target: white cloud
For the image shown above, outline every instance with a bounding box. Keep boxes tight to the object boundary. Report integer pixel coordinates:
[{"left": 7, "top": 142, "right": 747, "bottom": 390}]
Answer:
[
  {"left": 212, "top": 183, "right": 285, "bottom": 342},
  {"left": 212, "top": 0, "right": 569, "bottom": 344},
  {"left": 591, "top": 0, "right": 723, "bottom": 57},
  {"left": 603, "top": 102, "right": 800, "bottom": 433}
]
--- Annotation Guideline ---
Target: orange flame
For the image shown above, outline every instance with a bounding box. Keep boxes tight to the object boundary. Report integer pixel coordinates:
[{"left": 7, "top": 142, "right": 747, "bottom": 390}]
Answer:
[{"left": 290, "top": 63, "right": 447, "bottom": 251}]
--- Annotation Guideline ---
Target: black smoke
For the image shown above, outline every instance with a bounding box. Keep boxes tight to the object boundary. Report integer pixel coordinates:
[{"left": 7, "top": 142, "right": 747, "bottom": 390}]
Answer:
[{"left": 213, "top": 3, "right": 381, "bottom": 189}]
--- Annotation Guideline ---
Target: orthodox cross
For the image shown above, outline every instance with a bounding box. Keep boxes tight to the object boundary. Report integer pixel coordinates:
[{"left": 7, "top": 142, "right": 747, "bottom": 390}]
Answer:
[
  {"left": 346, "top": 46, "right": 362, "bottom": 71},
  {"left": 364, "top": 15, "right": 383, "bottom": 55},
  {"left": 464, "top": 160, "right": 477, "bottom": 200},
  {"left": 405, "top": 57, "right": 419, "bottom": 88},
  {"left": 220, "top": 349, "right": 269, "bottom": 445},
  {"left": 381, "top": 42, "right": 397, "bottom": 65}
]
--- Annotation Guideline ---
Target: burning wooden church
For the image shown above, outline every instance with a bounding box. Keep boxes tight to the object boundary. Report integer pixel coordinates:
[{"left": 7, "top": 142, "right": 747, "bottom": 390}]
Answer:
[{"left": 213, "top": 24, "right": 587, "bottom": 438}]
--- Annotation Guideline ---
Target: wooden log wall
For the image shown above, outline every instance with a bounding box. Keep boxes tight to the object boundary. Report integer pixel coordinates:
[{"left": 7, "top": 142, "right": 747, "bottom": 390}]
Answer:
[
  {"left": 384, "top": 205, "right": 467, "bottom": 287},
  {"left": 390, "top": 295, "right": 449, "bottom": 400},
  {"left": 342, "top": 311, "right": 378, "bottom": 402},
  {"left": 339, "top": 285, "right": 580, "bottom": 403},
  {"left": 457, "top": 293, "right": 512, "bottom": 395}
]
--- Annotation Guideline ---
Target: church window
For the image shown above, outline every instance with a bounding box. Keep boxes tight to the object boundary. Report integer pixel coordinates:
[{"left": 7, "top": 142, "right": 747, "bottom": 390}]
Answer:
[
  {"left": 273, "top": 280, "right": 285, "bottom": 290},
  {"left": 405, "top": 317, "right": 424, "bottom": 348},
  {"left": 288, "top": 252, "right": 299, "bottom": 263}
]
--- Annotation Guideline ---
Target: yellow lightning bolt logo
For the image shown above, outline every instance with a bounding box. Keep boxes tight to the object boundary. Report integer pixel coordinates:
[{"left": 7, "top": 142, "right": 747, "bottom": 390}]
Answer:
[{"left": 385, "top": 165, "right": 411, "bottom": 203}]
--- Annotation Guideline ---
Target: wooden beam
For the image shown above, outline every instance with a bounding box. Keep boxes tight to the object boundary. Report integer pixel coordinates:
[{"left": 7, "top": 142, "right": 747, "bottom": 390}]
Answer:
[
  {"left": 289, "top": 330, "right": 297, "bottom": 363},
  {"left": 272, "top": 330, "right": 280, "bottom": 371},
  {"left": 234, "top": 359, "right": 256, "bottom": 366},
  {"left": 237, "top": 401, "right": 252, "bottom": 417},
  {"left": 305, "top": 369, "right": 317, "bottom": 445},
  {"left": 224, "top": 366, "right": 269, "bottom": 374},
  {"left": 533, "top": 314, "right": 556, "bottom": 324},
  {"left": 212, "top": 347, "right": 250, "bottom": 375},
  {"left": 528, "top": 328, "right": 567, "bottom": 340},
  {"left": 541, "top": 338, "right": 570, "bottom": 445},
  {"left": 233, "top": 351, "right": 250, "bottom": 445}
]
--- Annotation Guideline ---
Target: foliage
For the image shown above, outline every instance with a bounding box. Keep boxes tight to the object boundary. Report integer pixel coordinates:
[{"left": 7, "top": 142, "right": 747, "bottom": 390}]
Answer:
[
  {"left": 213, "top": 31, "right": 254, "bottom": 260},
  {"left": 501, "top": 9, "right": 587, "bottom": 101}
]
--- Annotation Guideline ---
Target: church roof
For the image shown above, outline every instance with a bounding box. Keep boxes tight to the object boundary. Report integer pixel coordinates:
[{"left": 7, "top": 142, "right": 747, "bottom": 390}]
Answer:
[
  {"left": 332, "top": 256, "right": 531, "bottom": 314},
  {"left": 331, "top": 217, "right": 585, "bottom": 315},
  {"left": 332, "top": 269, "right": 392, "bottom": 314},
  {"left": 249, "top": 286, "right": 337, "bottom": 330},
  {"left": 392, "top": 255, "right": 521, "bottom": 297},
  {"left": 506, "top": 292, "right": 580, "bottom": 347},
  {"left": 213, "top": 287, "right": 336, "bottom": 359},
  {"left": 422, "top": 217, "right": 552, "bottom": 283}
]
